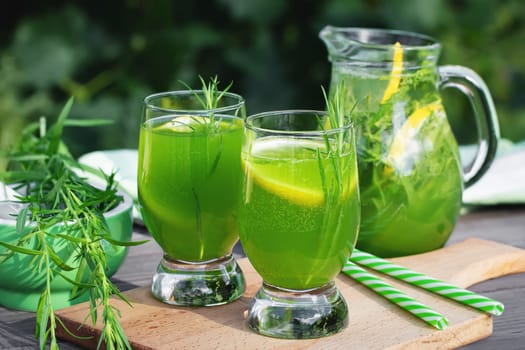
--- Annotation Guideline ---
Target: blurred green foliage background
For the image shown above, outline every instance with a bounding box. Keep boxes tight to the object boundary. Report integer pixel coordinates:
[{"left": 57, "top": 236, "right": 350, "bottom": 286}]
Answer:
[{"left": 1, "top": 0, "right": 524, "bottom": 160}]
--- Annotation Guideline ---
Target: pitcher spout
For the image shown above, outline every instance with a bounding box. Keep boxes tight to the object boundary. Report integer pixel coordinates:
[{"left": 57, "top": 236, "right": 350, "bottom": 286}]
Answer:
[
  {"left": 319, "top": 25, "right": 358, "bottom": 62},
  {"left": 319, "top": 25, "right": 441, "bottom": 69}
]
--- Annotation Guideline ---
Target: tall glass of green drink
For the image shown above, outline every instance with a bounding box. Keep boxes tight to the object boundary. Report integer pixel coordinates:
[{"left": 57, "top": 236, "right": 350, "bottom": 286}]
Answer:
[
  {"left": 239, "top": 110, "right": 360, "bottom": 338},
  {"left": 138, "top": 88, "right": 246, "bottom": 306}
]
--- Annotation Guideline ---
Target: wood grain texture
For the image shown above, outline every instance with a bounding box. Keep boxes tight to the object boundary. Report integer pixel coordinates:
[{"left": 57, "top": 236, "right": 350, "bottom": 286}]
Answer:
[{"left": 55, "top": 238, "right": 525, "bottom": 350}]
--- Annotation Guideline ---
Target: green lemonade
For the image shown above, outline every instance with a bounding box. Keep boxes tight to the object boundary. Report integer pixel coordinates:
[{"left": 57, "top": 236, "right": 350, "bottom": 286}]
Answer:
[
  {"left": 138, "top": 115, "right": 243, "bottom": 262},
  {"left": 331, "top": 62, "right": 463, "bottom": 257},
  {"left": 239, "top": 137, "right": 360, "bottom": 290}
]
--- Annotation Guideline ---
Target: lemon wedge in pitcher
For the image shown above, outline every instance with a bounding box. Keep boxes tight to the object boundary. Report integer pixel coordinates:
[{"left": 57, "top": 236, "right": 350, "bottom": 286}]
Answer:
[
  {"left": 381, "top": 42, "right": 403, "bottom": 103},
  {"left": 380, "top": 42, "right": 441, "bottom": 175},
  {"left": 387, "top": 102, "right": 441, "bottom": 163}
]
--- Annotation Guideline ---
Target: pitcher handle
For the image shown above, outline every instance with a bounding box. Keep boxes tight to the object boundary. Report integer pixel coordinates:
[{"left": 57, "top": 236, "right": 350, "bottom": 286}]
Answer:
[{"left": 438, "top": 65, "right": 500, "bottom": 188}]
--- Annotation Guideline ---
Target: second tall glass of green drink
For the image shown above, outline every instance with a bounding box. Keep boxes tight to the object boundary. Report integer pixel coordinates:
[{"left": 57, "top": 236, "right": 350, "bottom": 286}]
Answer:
[
  {"left": 239, "top": 110, "right": 360, "bottom": 338},
  {"left": 138, "top": 89, "right": 246, "bottom": 306}
]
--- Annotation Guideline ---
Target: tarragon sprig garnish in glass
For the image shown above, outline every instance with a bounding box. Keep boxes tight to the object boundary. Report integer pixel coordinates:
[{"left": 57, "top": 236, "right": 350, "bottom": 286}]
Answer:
[
  {"left": 313, "top": 82, "right": 355, "bottom": 247},
  {"left": 177, "top": 75, "right": 235, "bottom": 133},
  {"left": 175, "top": 76, "right": 238, "bottom": 259}
]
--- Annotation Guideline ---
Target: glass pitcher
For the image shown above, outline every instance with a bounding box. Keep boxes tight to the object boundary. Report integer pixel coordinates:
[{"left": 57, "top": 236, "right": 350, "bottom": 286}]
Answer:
[{"left": 320, "top": 26, "right": 500, "bottom": 257}]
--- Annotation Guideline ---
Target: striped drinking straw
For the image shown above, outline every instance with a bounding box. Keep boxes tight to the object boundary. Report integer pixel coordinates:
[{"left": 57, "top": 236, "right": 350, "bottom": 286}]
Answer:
[
  {"left": 342, "top": 262, "right": 449, "bottom": 330},
  {"left": 350, "top": 249, "right": 504, "bottom": 316}
]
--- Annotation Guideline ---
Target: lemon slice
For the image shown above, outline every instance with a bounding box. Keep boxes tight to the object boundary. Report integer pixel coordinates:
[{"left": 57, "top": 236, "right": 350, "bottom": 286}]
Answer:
[
  {"left": 154, "top": 115, "right": 209, "bottom": 133},
  {"left": 381, "top": 42, "right": 403, "bottom": 104},
  {"left": 387, "top": 102, "right": 441, "bottom": 160},
  {"left": 246, "top": 166, "right": 325, "bottom": 207},
  {"left": 243, "top": 138, "right": 326, "bottom": 208},
  {"left": 384, "top": 102, "right": 442, "bottom": 174},
  {"left": 379, "top": 41, "right": 441, "bottom": 174}
]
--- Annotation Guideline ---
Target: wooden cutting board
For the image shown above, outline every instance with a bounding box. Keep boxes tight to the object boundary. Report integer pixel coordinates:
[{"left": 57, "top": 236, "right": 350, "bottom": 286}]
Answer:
[{"left": 56, "top": 238, "right": 525, "bottom": 349}]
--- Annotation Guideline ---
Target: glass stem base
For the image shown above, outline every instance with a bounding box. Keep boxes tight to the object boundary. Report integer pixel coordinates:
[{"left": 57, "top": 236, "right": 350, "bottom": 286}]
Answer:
[
  {"left": 247, "top": 281, "right": 348, "bottom": 339},
  {"left": 151, "top": 254, "right": 245, "bottom": 306}
]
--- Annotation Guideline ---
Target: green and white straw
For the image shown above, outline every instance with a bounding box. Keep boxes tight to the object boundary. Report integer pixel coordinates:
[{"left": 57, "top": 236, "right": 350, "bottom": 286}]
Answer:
[
  {"left": 342, "top": 262, "right": 449, "bottom": 330},
  {"left": 350, "top": 249, "right": 504, "bottom": 316}
]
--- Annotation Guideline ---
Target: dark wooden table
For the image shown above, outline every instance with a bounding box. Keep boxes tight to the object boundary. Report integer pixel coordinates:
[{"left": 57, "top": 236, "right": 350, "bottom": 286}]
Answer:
[{"left": 1, "top": 205, "right": 524, "bottom": 349}]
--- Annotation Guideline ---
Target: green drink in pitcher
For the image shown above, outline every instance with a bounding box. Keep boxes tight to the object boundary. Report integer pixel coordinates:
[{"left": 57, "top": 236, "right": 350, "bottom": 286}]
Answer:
[
  {"left": 352, "top": 100, "right": 463, "bottom": 257},
  {"left": 138, "top": 88, "right": 246, "bottom": 306},
  {"left": 320, "top": 26, "right": 499, "bottom": 257},
  {"left": 333, "top": 67, "right": 464, "bottom": 257}
]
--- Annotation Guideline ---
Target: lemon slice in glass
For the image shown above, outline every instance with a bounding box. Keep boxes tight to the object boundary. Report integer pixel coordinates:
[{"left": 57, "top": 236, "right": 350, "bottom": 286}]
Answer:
[
  {"left": 243, "top": 137, "right": 327, "bottom": 208},
  {"left": 153, "top": 115, "right": 209, "bottom": 133}
]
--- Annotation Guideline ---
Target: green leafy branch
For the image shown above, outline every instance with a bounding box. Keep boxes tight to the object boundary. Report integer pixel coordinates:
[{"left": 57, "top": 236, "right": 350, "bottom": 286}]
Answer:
[{"left": 0, "top": 98, "right": 147, "bottom": 350}]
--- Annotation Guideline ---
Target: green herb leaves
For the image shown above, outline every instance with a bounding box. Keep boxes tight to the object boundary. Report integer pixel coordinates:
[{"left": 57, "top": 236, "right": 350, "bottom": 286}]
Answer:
[
  {"left": 0, "top": 97, "right": 137, "bottom": 350},
  {"left": 179, "top": 75, "right": 237, "bottom": 133}
]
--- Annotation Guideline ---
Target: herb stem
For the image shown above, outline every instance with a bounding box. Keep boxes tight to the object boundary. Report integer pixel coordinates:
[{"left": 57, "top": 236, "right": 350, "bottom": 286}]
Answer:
[{"left": 192, "top": 187, "right": 204, "bottom": 260}]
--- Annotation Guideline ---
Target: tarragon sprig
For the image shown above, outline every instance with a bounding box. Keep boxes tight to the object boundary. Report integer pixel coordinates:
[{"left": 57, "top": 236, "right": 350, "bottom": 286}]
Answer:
[
  {"left": 0, "top": 97, "right": 147, "bottom": 350},
  {"left": 320, "top": 81, "right": 356, "bottom": 199},
  {"left": 308, "top": 82, "right": 355, "bottom": 262},
  {"left": 178, "top": 75, "right": 235, "bottom": 132},
  {"left": 175, "top": 76, "right": 237, "bottom": 260}
]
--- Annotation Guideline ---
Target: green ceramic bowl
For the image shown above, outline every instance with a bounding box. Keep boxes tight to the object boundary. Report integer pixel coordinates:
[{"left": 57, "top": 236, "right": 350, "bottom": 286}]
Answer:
[{"left": 0, "top": 191, "right": 133, "bottom": 311}]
